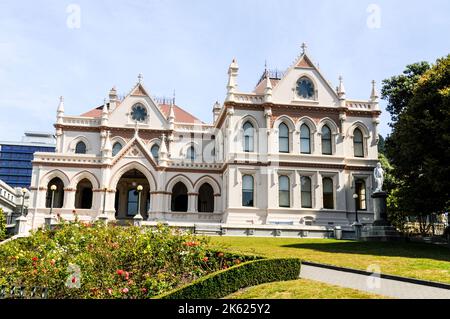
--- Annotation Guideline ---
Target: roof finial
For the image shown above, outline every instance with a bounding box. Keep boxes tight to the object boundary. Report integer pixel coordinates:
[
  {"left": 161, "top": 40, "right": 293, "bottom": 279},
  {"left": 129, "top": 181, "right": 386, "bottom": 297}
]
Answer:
[
  {"left": 337, "top": 75, "right": 346, "bottom": 99},
  {"left": 138, "top": 73, "right": 143, "bottom": 84},
  {"left": 172, "top": 89, "right": 176, "bottom": 105},
  {"left": 301, "top": 42, "right": 308, "bottom": 55},
  {"left": 370, "top": 80, "right": 379, "bottom": 102},
  {"left": 264, "top": 59, "right": 267, "bottom": 72}
]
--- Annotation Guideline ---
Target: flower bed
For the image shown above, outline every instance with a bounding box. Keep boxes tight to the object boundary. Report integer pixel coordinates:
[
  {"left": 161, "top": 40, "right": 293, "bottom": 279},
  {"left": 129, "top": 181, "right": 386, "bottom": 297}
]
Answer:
[{"left": 0, "top": 221, "right": 255, "bottom": 299}]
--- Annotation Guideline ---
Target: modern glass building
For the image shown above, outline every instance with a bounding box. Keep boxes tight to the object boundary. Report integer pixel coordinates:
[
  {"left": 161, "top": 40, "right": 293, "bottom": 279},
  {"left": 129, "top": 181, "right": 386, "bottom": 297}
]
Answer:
[{"left": 0, "top": 132, "right": 55, "bottom": 188}]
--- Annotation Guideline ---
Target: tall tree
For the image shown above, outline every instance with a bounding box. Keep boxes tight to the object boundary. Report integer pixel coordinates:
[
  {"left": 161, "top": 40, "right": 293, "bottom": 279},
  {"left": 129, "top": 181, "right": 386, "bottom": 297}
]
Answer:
[{"left": 383, "top": 55, "right": 450, "bottom": 233}]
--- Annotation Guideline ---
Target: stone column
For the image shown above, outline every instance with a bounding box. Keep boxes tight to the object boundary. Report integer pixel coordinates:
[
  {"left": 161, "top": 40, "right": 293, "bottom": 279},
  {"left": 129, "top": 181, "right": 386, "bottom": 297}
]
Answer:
[{"left": 188, "top": 193, "right": 197, "bottom": 213}]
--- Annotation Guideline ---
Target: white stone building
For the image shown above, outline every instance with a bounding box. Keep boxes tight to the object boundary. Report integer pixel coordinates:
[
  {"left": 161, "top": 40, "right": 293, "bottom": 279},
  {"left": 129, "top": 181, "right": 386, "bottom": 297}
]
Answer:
[{"left": 27, "top": 45, "right": 382, "bottom": 236}]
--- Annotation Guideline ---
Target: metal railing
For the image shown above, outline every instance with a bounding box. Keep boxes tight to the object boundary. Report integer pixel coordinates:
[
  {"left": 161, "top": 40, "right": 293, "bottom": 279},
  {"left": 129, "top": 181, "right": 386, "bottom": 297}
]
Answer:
[{"left": 0, "top": 286, "right": 48, "bottom": 299}]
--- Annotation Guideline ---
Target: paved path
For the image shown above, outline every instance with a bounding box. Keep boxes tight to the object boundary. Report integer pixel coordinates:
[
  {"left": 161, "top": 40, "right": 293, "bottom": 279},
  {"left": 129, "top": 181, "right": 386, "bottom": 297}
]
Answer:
[{"left": 300, "top": 264, "right": 450, "bottom": 299}]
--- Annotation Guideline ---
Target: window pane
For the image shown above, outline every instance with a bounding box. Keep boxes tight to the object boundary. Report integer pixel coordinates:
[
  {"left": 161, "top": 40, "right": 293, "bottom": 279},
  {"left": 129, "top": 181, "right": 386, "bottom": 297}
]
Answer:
[
  {"left": 187, "top": 147, "right": 195, "bottom": 160},
  {"left": 356, "top": 180, "right": 367, "bottom": 210},
  {"left": 112, "top": 142, "right": 122, "bottom": 156},
  {"left": 242, "top": 191, "right": 254, "bottom": 207},
  {"left": 301, "top": 139, "right": 310, "bottom": 154},
  {"left": 301, "top": 176, "right": 312, "bottom": 208},
  {"left": 243, "top": 122, "right": 254, "bottom": 152},
  {"left": 354, "top": 142, "right": 364, "bottom": 157},
  {"left": 279, "top": 176, "right": 289, "bottom": 191},
  {"left": 151, "top": 145, "right": 160, "bottom": 160},
  {"left": 322, "top": 140, "right": 331, "bottom": 155},
  {"left": 243, "top": 175, "right": 254, "bottom": 190},
  {"left": 300, "top": 124, "right": 311, "bottom": 154},
  {"left": 323, "top": 177, "right": 334, "bottom": 209},
  {"left": 75, "top": 142, "right": 86, "bottom": 154},
  {"left": 279, "top": 191, "right": 290, "bottom": 207},
  {"left": 279, "top": 137, "right": 289, "bottom": 153},
  {"left": 279, "top": 123, "right": 288, "bottom": 137}
]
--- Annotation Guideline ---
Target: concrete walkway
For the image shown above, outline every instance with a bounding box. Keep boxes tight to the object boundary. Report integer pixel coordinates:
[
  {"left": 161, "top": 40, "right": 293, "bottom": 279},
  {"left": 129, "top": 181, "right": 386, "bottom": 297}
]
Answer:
[{"left": 300, "top": 264, "right": 450, "bottom": 299}]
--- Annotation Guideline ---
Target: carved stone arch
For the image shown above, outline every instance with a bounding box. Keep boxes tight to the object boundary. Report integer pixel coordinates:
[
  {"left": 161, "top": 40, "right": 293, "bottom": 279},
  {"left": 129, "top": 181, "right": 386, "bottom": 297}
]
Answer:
[
  {"left": 68, "top": 135, "right": 91, "bottom": 153},
  {"left": 318, "top": 117, "right": 339, "bottom": 135},
  {"left": 111, "top": 136, "right": 127, "bottom": 148},
  {"left": 165, "top": 174, "right": 195, "bottom": 193},
  {"left": 296, "top": 116, "right": 317, "bottom": 133},
  {"left": 235, "top": 115, "right": 260, "bottom": 153},
  {"left": 347, "top": 121, "right": 370, "bottom": 138},
  {"left": 272, "top": 115, "right": 296, "bottom": 131},
  {"left": 180, "top": 141, "right": 201, "bottom": 159},
  {"left": 109, "top": 161, "right": 157, "bottom": 191},
  {"left": 40, "top": 169, "right": 70, "bottom": 188},
  {"left": 70, "top": 170, "right": 100, "bottom": 189},
  {"left": 193, "top": 175, "right": 221, "bottom": 195}
]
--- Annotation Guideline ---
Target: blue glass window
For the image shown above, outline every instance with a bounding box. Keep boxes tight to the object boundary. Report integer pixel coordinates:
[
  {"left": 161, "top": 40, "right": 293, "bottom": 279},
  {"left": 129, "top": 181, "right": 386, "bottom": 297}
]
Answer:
[
  {"left": 75, "top": 141, "right": 86, "bottom": 154},
  {"left": 151, "top": 144, "right": 160, "bottom": 162},
  {"left": 278, "top": 123, "right": 289, "bottom": 153},
  {"left": 296, "top": 77, "right": 315, "bottom": 99},
  {"left": 242, "top": 175, "right": 254, "bottom": 207},
  {"left": 112, "top": 142, "right": 122, "bottom": 156},
  {"left": 300, "top": 124, "right": 311, "bottom": 154},
  {"left": 131, "top": 103, "right": 148, "bottom": 122}
]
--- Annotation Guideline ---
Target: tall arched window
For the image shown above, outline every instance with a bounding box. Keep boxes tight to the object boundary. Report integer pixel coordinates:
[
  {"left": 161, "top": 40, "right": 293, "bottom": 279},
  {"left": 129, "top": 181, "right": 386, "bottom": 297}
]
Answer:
[
  {"left": 171, "top": 182, "right": 188, "bottom": 212},
  {"left": 321, "top": 125, "right": 332, "bottom": 155},
  {"left": 151, "top": 144, "right": 160, "bottom": 162},
  {"left": 45, "top": 177, "right": 64, "bottom": 208},
  {"left": 322, "top": 177, "right": 334, "bottom": 209},
  {"left": 198, "top": 183, "right": 214, "bottom": 212},
  {"left": 301, "top": 176, "right": 312, "bottom": 208},
  {"left": 75, "top": 179, "right": 93, "bottom": 209},
  {"left": 278, "top": 175, "right": 290, "bottom": 207},
  {"left": 112, "top": 142, "right": 122, "bottom": 156},
  {"left": 243, "top": 121, "right": 254, "bottom": 152},
  {"left": 186, "top": 146, "right": 195, "bottom": 161},
  {"left": 75, "top": 141, "right": 87, "bottom": 154},
  {"left": 355, "top": 179, "right": 367, "bottom": 210},
  {"left": 353, "top": 128, "right": 364, "bottom": 157},
  {"left": 242, "top": 175, "right": 254, "bottom": 207},
  {"left": 279, "top": 123, "right": 289, "bottom": 153},
  {"left": 300, "top": 124, "right": 311, "bottom": 154}
]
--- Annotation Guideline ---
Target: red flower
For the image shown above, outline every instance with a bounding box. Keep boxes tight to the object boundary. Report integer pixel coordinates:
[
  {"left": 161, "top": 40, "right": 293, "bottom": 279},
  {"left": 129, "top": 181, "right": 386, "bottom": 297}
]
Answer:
[
  {"left": 71, "top": 277, "right": 77, "bottom": 283},
  {"left": 116, "top": 269, "right": 124, "bottom": 276},
  {"left": 122, "top": 288, "right": 129, "bottom": 294},
  {"left": 124, "top": 271, "right": 129, "bottom": 280},
  {"left": 202, "top": 257, "right": 209, "bottom": 262},
  {"left": 50, "top": 259, "right": 56, "bottom": 266},
  {"left": 32, "top": 257, "right": 38, "bottom": 262},
  {"left": 141, "top": 288, "right": 147, "bottom": 293}
]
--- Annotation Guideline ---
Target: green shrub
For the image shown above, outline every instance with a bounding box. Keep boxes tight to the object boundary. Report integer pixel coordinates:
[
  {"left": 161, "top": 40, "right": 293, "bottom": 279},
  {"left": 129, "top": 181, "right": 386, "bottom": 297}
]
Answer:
[
  {"left": 156, "top": 258, "right": 301, "bottom": 299},
  {"left": 0, "top": 208, "right": 6, "bottom": 241},
  {"left": 0, "top": 220, "right": 251, "bottom": 298}
]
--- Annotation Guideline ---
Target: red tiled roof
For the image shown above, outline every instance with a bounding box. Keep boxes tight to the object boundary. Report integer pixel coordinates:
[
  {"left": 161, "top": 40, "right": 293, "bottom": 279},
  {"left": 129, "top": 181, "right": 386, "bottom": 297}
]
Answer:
[
  {"left": 159, "top": 104, "right": 204, "bottom": 124},
  {"left": 80, "top": 103, "right": 203, "bottom": 124},
  {"left": 253, "top": 78, "right": 280, "bottom": 94}
]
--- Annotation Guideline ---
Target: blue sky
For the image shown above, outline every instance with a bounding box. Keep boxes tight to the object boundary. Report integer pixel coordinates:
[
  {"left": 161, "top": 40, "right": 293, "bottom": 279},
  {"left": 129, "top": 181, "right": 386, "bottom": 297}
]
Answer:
[{"left": 0, "top": 0, "right": 449, "bottom": 141}]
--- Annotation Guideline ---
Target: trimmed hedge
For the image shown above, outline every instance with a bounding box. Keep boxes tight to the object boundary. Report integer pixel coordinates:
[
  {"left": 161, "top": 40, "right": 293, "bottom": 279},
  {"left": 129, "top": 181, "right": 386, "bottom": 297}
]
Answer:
[{"left": 156, "top": 258, "right": 301, "bottom": 299}]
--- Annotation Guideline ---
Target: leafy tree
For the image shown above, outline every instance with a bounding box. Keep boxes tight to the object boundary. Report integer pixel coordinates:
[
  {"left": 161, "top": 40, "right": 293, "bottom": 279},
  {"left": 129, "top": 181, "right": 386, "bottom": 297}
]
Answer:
[
  {"left": 377, "top": 134, "right": 386, "bottom": 155},
  {"left": 383, "top": 56, "right": 450, "bottom": 234},
  {"left": 381, "top": 62, "right": 431, "bottom": 123}
]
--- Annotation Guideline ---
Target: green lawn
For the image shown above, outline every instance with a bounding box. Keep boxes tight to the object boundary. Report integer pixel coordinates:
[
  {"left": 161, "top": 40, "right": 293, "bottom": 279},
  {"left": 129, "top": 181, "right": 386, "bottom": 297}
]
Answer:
[
  {"left": 209, "top": 237, "right": 450, "bottom": 284},
  {"left": 225, "top": 279, "right": 388, "bottom": 299}
]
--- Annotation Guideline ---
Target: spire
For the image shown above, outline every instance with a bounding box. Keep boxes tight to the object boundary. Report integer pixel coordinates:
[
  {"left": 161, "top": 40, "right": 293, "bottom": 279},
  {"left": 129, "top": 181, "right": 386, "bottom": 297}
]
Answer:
[
  {"left": 226, "top": 58, "right": 239, "bottom": 102},
  {"left": 264, "top": 70, "right": 273, "bottom": 103},
  {"left": 168, "top": 101, "right": 175, "bottom": 130},
  {"left": 102, "top": 131, "right": 112, "bottom": 157},
  {"left": 57, "top": 96, "right": 64, "bottom": 124},
  {"left": 337, "top": 76, "right": 346, "bottom": 99},
  {"left": 301, "top": 42, "right": 308, "bottom": 55},
  {"left": 137, "top": 73, "right": 143, "bottom": 84},
  {"left": 158, "top": 134, "right": 169, "bottom": 167},
  {"left": 109, "top": 86, "right": 118, "bottom": 111},
  {"left": 101, "top": 98, "right": 109, "bottom": 126},
  {"left": 212, "top": 101, "right": 221, "bottom": 122},
  {"left": 370, "top": 80, "right": 379, "bottom": 102}
]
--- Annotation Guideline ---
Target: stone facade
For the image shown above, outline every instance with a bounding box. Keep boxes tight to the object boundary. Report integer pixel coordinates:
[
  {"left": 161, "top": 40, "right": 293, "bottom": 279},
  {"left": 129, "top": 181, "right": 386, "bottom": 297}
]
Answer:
[{"left": 27, "top": 45, "right": 381, "bottom": 233}]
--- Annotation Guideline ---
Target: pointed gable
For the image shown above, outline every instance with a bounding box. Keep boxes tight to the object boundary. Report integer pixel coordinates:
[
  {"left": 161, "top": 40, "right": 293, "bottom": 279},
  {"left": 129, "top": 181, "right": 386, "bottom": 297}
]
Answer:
[
  {"left": 295, "top": 55, "right": 315, "bottom": 68},
  {"left": 130, "top": 83, "right": 150, "bottom": 97}
]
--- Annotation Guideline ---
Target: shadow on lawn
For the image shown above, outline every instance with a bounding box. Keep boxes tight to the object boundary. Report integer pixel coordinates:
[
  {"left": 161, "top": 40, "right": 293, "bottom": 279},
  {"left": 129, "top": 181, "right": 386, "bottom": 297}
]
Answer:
[{"left": 281, "top": 241, "right": 450, "bottom": 262}]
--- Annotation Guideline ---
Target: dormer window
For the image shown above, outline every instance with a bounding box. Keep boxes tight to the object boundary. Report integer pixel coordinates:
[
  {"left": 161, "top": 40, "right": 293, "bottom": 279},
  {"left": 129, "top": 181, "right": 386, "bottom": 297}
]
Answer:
[
  {"left": 296, "top": 77, "right": 315, "bottom": 99},
  {"left": 131, "top": 103, "right": 148, "bottom": 122}
]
